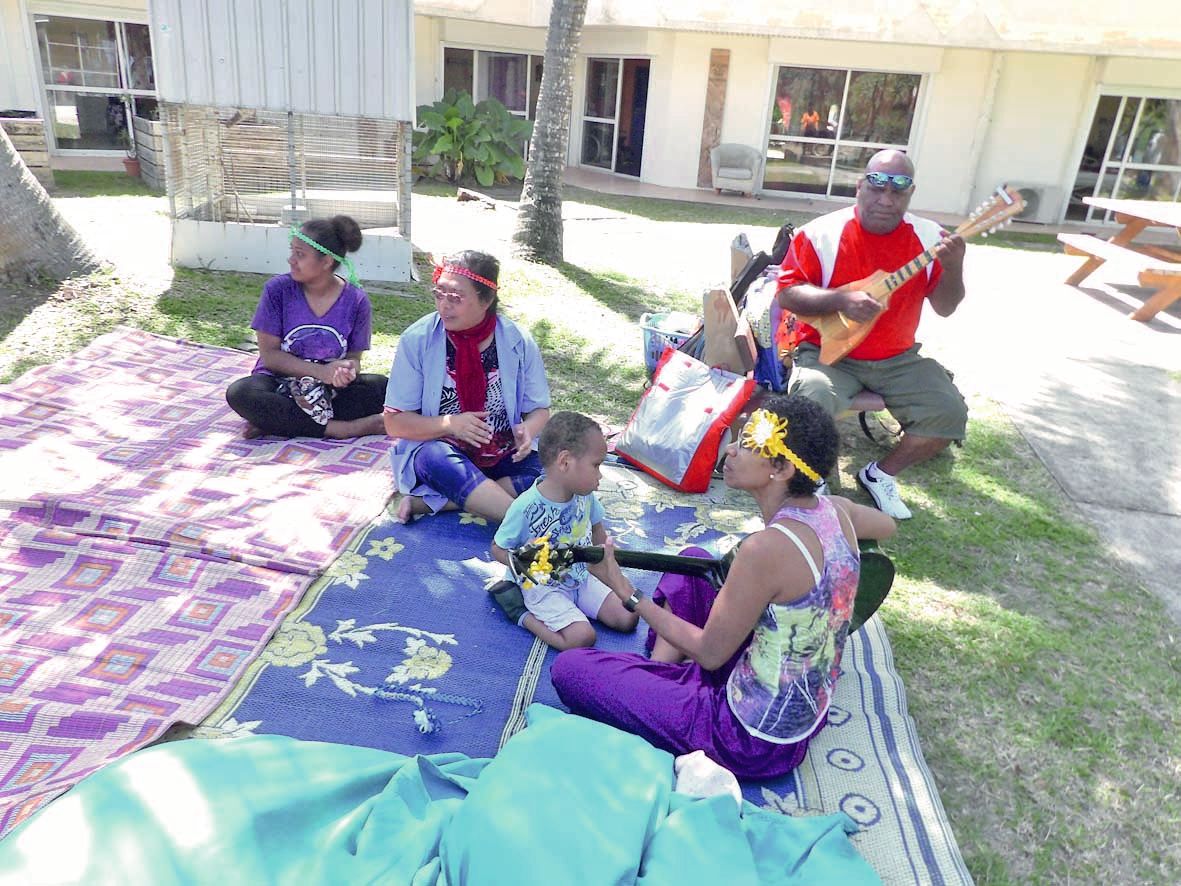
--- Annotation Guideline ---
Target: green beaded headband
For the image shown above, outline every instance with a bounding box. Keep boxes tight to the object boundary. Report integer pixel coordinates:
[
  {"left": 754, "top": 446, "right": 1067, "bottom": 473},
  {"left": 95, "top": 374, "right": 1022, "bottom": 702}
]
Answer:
[{"left": 289, "top": 226, "right": 360, "bottom": 286}]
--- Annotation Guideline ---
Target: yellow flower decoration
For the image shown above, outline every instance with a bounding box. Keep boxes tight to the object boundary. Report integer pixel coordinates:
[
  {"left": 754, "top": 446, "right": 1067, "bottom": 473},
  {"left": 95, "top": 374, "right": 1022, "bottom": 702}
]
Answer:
[
  {"left": 738, "top": 409, "right": 821, "bottom": 482},
  {"left": 389, "top": 637, "right": 453, "bottom": 684},
  {"left": 261, "top": 621, "right": 328, "bottom": 668},
  {"left": 460, "top": 513, "right": 488, "bottom": 527},
  {"left": 325, "top": 550, "right": 370, "bottom": 589},
  {"left": 521, "top": 536, "right": 554, "bottom": 589},
  {"left": 366, "top": 537, "right": 405, "bottom": 561}
]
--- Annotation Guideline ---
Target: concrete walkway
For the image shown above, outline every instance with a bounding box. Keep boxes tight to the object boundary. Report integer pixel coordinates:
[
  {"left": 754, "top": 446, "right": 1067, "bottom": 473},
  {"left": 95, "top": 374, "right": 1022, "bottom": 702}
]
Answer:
[{"left": 929, "top": 243, "right": 1181, "bottom": 624}]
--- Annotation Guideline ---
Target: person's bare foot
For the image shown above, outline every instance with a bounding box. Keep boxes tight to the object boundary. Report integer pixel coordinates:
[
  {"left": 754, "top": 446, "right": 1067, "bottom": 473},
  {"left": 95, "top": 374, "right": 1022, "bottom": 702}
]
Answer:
[
  {"left": 242, "top": 423, "right": 263, "bottom": 439},
  {"left": 394, "top": 494, "right": 431, "bottom": 524}
]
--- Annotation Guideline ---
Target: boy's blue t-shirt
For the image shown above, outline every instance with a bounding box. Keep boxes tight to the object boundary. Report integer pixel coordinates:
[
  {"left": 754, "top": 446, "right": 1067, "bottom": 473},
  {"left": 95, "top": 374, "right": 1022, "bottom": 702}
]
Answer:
[{"left": 494, "top": 482, "right": 605, "bottom": 595}]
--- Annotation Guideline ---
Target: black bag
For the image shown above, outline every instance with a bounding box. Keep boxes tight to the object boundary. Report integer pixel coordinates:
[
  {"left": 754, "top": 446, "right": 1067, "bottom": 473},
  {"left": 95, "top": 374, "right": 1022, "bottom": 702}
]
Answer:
[{"left": 677, "top": 222, "right": 796, "bottom": 364}]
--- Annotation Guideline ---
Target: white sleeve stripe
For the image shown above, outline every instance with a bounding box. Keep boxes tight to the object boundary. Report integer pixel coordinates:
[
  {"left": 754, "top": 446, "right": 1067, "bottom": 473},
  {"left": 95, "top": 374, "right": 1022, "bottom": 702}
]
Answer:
[
  {"left": 799, "top": 207, "right": 857, "bottom": 288},
  {"left": 803, "top": 210, "right": 944, "bottom": 285},
  {"left": 903, "top": 213, "right": 945, "bottom": 280}
]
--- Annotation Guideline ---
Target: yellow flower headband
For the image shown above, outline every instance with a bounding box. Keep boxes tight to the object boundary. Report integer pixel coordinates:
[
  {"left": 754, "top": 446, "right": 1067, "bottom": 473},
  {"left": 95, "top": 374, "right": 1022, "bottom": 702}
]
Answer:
[{"left": 739, "top": 409, "right": 822, "bottom": 483}]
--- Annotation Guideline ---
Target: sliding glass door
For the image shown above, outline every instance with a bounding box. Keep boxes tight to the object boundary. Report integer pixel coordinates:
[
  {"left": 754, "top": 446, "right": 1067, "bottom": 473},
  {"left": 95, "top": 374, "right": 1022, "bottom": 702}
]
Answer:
[
  {"left": 1067, "top": 94, "right": 1181, "bottom": 222},
  {"left": 35, "top": 15, "right": 157, "bottom": 152},
  {"left": 581, "top": 57, "right": 649, "bottom": 177}
]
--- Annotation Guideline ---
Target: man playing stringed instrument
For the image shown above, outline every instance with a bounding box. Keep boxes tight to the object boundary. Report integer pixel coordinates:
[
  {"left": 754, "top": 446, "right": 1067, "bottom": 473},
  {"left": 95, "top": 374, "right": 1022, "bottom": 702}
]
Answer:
[{"left": 776, "top": 149, "right": 968, "bottom": 520}]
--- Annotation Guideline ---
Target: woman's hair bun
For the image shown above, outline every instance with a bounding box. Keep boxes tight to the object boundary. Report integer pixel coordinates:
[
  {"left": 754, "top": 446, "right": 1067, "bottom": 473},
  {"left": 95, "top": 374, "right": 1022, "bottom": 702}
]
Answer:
[{"left": 331, "top": 215, "right": 363, "bottom": 254}]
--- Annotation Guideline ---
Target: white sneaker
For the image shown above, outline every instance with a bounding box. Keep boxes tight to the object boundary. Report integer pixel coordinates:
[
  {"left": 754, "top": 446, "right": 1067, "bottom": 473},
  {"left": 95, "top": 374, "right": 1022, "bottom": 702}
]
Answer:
[{"left": 857, "top": 462, "right": 912, "bottom": 520}]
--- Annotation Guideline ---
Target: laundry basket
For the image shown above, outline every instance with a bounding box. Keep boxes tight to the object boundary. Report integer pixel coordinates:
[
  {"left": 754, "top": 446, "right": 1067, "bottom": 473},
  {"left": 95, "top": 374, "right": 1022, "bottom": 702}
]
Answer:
[{"left": 639, "top": 311, "right": 699, "bottom": 376}]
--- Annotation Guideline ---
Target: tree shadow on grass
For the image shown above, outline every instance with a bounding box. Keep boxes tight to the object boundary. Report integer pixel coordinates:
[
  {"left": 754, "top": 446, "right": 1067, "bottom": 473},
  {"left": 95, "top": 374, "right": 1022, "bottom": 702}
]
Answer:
[
  {"left": 0, "top": 272, "right": 126, "bottom": 382},
  {"left": 527, "top": 317, "right": 647, "bottom": 420},
  {"left": 0, "top": 277, "right": 57, "bottom": 345},
  {"left": 555, "top": 262, "right": 693, "bottom": 322}
]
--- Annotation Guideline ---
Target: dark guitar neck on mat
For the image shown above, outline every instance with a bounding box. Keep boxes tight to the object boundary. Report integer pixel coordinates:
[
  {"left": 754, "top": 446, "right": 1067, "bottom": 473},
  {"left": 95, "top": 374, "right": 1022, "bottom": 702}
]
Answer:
[
  {"left": 511, "top": 541, "right": 893, "bottom": 633},
  {"left": 577, "top": 544, "right": 892, "bottom": 634},
  {"left": 574, "top": 546, "right": 731, "bottom": 587}
]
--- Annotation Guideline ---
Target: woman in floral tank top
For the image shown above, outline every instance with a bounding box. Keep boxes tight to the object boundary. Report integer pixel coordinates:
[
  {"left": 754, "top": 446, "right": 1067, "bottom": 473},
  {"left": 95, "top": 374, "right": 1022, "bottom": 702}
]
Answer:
[{"left": 552, "top": 395, "right": 896, "bottom": 778}]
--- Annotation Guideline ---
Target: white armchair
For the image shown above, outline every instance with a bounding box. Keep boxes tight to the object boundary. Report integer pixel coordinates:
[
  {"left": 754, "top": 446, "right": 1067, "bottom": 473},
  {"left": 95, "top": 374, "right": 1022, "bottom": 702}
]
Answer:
[{"left": 709, "top": 143, "right": 764, "bottom": 197}]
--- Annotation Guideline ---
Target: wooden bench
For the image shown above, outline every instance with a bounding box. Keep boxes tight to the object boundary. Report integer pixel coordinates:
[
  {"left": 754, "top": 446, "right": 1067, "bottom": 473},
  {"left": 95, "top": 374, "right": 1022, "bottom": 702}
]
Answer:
[
  {"left": 847, "top": 389, "right": 886, "bottom": 415},
  {"left": 843, "top": 389, "right": 898, "bottom": 444},
  {"left": 1058, "top": 232, "right": 1181, "bottom": 322}
]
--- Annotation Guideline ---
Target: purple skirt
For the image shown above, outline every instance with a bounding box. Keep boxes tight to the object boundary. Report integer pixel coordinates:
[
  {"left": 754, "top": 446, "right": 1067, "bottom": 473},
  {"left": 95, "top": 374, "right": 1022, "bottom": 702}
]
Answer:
[{"left": 550, "top": 548, "right": 819, "bottom": 780}]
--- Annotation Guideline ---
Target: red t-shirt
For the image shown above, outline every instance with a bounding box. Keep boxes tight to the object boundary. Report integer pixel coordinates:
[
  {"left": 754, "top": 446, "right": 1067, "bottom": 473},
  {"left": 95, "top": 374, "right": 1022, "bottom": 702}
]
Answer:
[{"left": 777, "top": 207, "right": 946, "bottom": 361}]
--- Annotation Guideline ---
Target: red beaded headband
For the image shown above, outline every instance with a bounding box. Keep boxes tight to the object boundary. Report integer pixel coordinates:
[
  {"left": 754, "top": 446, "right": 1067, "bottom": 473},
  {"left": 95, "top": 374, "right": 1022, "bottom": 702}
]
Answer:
[{"left": 432, "top": 262, "right": 498, "bottom": 291}]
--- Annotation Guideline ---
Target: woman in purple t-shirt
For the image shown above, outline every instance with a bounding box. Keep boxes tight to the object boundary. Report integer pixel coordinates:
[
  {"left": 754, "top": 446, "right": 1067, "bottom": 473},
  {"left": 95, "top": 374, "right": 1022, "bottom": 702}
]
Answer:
[{"left": 225, "top": 215, "right": 388, "bottom": 439}]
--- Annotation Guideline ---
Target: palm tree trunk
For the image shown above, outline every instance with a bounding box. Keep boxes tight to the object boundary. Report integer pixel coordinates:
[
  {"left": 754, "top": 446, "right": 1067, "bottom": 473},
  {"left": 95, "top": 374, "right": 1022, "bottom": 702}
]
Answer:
[
  {"left": 511, "top": 0, "right": 589, "bottom": 264},
  {"left": 0, "top": 125, "right": 102, "bottom": 281}
]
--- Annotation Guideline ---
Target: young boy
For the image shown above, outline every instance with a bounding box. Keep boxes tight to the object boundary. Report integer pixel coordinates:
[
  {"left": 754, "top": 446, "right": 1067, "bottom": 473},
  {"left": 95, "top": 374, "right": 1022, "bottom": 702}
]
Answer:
[{"left": 491, "top": 411, "right": 640, "bottom": 651}]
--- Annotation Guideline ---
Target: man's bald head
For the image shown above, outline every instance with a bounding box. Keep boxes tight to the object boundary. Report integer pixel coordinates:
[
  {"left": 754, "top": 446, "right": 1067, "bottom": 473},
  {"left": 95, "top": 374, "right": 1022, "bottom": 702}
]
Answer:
[{"left": 866, "top": 149, "right": 914, "bottom": 177}]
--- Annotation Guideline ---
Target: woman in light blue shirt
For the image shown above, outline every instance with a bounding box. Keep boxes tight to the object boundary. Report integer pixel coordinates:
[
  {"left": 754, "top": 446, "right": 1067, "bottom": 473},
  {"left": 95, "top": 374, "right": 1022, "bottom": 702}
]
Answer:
[{"left": 384, "top": 251, "right": 551, "bottom": 523}]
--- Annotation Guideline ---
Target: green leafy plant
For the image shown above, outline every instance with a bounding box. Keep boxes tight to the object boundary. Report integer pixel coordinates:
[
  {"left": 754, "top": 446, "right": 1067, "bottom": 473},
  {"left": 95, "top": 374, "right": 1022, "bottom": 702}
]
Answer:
[{"left": 412, "top": 90, "right": 532, "bottom": 188}]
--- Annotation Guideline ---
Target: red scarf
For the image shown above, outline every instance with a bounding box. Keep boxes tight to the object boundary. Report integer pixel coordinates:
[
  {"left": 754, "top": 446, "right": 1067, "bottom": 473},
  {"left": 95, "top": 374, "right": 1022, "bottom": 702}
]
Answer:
[{"left": 447, "top": 310, "right": 498, "bottom": 413}]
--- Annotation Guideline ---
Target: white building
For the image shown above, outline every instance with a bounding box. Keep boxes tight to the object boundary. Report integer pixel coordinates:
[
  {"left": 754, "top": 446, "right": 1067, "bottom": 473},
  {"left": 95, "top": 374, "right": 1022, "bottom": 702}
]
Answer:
[
  {"left": 3, "top": 1, "right": 1180, "bottom": 227},
  {"left": 0, "top": 0, "right": 415, "bottom": 281},
  {"left": 413, "top": 1, "right": 1181, "bottom": 225}
]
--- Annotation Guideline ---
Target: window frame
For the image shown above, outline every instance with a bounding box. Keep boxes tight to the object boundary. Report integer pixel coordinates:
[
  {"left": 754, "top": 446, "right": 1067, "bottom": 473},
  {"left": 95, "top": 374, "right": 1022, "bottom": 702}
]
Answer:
[
  {"left": 1067, "top": 88, "right": 1181, "bottom": 224},
  {"left": 762, "top": 63, "right": 924, "bottom": 200},
  {"left": 31, "top": 12, "right": 157, "bottom": 155},
  {"left": 440, "top": 44, "right": 544, "bottom": 121}
]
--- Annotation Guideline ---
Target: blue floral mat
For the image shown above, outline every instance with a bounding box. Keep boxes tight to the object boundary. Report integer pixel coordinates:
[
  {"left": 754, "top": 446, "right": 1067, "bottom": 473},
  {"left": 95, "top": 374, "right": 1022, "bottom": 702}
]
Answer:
[{"left": 190, "top": 466, "right": 971, "bottom": 886}]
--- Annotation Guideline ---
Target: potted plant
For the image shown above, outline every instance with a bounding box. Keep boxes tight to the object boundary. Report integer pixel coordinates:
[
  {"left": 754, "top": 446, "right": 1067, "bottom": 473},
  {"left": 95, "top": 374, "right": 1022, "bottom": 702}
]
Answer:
[{"left": 122, "top": 145, "right": 141, "bottom": 178}]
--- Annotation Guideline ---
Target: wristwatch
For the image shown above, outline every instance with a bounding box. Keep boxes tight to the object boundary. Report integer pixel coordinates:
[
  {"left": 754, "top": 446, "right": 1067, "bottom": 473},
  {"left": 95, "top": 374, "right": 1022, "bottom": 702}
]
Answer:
[{"left": 622, "top": 588, "right": 645, "bottom": 612}]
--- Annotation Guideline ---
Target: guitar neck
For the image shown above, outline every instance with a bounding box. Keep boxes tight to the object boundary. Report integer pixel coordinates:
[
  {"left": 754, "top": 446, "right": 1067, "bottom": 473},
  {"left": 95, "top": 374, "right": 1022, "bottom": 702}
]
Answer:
[
  {"left": 874, "top": 246, "right": 939, "bottom": 301},
  {"left": 574, "top": 546, "right": 729, "bottom": 584},
  {"left": 877, "top": 207, "right": 1000, "bottom": 300}
]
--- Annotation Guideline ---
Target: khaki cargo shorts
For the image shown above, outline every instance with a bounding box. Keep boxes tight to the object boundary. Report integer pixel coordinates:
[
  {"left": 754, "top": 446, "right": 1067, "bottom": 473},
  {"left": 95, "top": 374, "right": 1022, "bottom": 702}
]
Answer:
[{"left": 789, "top": 343, "right": 967, "bottom": 440}]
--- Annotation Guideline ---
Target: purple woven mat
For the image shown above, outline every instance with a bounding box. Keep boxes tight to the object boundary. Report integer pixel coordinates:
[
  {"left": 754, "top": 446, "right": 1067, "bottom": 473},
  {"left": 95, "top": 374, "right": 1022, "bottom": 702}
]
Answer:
[{"left": 0, "top": 328, "right": 393, "bottom": 836}]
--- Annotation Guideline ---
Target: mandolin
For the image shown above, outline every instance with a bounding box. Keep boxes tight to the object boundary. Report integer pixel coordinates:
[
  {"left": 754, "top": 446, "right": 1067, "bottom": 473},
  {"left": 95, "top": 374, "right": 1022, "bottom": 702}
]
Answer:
[
  {"left": 794, "top": 185, "right": 1026, "bottom": 366},
  {"left": 508, "top": 537, "right": 895, "bottom": 633}
]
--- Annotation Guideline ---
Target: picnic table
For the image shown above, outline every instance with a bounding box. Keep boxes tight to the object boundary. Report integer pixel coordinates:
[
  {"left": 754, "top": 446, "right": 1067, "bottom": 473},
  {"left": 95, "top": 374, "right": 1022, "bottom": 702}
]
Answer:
[{"left": 1057, "top": 196, "right": 1181, "bottom": 321}]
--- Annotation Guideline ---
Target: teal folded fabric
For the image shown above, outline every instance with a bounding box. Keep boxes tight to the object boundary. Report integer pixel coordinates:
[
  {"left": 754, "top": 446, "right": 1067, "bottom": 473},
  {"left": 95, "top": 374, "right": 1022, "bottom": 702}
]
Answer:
[
  {"left": 441, "top": 703, "right": 675, "bottom": 885},
  {"left": 0, "top": 706, "right": 880, "bottom": 885},
  {"left": 0, "top": 736, "right": 485, "bottom": 884}
]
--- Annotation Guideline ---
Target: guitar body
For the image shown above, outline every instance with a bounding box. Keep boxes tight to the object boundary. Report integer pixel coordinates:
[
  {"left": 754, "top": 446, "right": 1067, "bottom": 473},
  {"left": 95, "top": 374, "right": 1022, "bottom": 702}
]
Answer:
[{"left": 793, "top": 269, "right": 894, "bottom": 366}]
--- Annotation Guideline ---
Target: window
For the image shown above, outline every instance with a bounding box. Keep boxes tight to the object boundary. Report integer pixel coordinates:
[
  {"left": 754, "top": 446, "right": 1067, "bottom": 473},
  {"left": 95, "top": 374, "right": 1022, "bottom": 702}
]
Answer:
[
  {"left": 1067, "top": 94, "right": 1181, "bottom": 222},
  {"left": 442, "top": 47, "right": 544, "bottom": 119},
  {"left": 35, "top": 15, "right": 156, "bottom": 151},
  {"left": 763, "top": 66, "right": 920, "bottom": 198}
]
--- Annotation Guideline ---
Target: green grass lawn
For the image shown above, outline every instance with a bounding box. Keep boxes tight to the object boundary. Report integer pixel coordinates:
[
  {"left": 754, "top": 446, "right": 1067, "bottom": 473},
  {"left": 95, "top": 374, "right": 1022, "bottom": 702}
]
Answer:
[
  {"left": 3, "top": 175, "right": 1180, "bottom": 884},
  {"left": 52, "top": 168, "right": 159, "bottom": 197}
]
